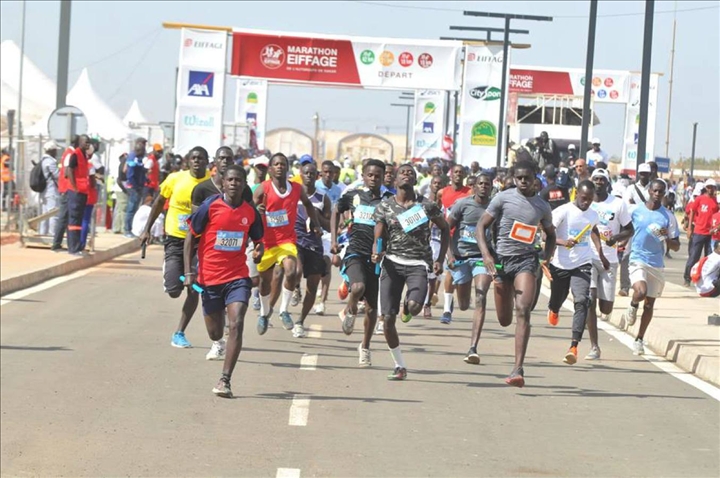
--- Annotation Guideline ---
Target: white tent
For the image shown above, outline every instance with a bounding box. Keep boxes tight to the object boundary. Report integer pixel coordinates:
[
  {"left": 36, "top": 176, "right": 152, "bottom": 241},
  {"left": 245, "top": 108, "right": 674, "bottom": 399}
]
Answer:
[{"left": 123, "top": 99, "right": 149, "bottom": 127}]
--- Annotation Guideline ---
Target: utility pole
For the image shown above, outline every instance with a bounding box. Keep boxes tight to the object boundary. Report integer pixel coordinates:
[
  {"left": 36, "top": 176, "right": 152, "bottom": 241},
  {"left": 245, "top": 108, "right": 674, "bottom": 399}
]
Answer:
[
  {"left": 57, "top": 0, "right": 72, "bottom": 108},
  {"left": 391, "top": 92, "right": 414, "bottom": 161},
  {"left": 579, "top": 0, "right": 598, "bottom": 160},
  {"left": 313, "top": 112, "right": 319, "bottom": 159},
  {"left": 664, "top": 1, "right": 678, "bottom": 157},
  {"left": 636, "top": 0, "right": 655, "bottom": 172},
  {"left": 690, "top": 122, "right": 698, "bottom": 179}
]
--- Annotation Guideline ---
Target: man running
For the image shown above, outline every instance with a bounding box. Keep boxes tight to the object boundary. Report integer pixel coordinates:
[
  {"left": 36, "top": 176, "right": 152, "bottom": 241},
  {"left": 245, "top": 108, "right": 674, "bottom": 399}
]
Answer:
[
  {"left": 438, "top": 164, "right": 472, "bottom": 324},
  {"left": 623, "top": 179, "right": 681, "bottom": 355},
  {"left": 584, "top": 168, "right": 633, "bottom": 360},
  {"left": 292, "top": 161, "right": 331, "bottom": 338},
  {"left": 372, "top": 164, "right": 450, "bottom": 380},
  {"left": 546, "top": 180, "right": 609, "bottom": 364},
  {"left": 140, "top": 146, "right": 211, "bottom": 350},
  {"left": 252, "top": 153, "right": 322, "bottom": 335},
  {"left": 332, "top": 160, "right": 392, "bottom": 358},
  {"left": 476, "top": 160, "right": 557, "bottom": 387},
  {"left": 184, "top": 165, "right": 264, "bottom": 397},
  {"left": 423, "top": 174, "right": 448, "bottom": 318},
  {"left": 445, "top": 173, "right": 494, "bottom": 364},
  {"left": 314, "top": 160, "right": 344, "bottom": 315}
]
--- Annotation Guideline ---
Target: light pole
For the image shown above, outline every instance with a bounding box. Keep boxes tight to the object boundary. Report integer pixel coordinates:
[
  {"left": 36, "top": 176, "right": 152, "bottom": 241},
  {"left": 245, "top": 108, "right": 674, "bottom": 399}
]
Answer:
[
  {"left": 57, "top": 0, "right": 72, "bottom": 108},
  {"left": 636, "top": 0, "right": 655, "bottom": 172},
  {"left": 391, "top": 92, "right": 414, "bottom": 161},
  {"left": 579, "top": 0, "right": 598, "bottom": 160},
  {"left": 690, "top": 122, "right": 698, "bottom": 179},
  {"left": 313, "top": 112, "right": 319, "bottom": 159}
]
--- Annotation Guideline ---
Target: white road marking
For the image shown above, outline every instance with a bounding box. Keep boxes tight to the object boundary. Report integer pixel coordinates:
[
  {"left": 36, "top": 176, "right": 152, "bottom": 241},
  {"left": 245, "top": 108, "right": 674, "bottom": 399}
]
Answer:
[
  {"left": 288, "top": 394, "right": 310, "bottom": 426},
  {"left": 300, "top": 354, "right": 318, "bottom": 371},
  {"left": 276, "top": 468, "right": 301, "bottom": 478},
  {"left": 1, "top": 269, "right": 93, "bottom": 307},
  {"left": 540, "top": 285, "right": 720, "bottom": 401},
  {"left": 306, "top": 324, "right": 323, "bottom": 338}
]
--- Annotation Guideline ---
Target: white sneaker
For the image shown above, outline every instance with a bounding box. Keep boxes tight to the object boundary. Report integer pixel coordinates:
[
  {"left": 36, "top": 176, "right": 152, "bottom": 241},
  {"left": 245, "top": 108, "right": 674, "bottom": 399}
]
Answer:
[
  {"left": 625, "top": 305, "right": 638, "bottom": 327},
  {"left": 375, "top": 320, "right": 384, "bottom": 335},
  {"left": 314, "top": 302, "right": 325, "bottom": 316},
  {"left": 358, "top": 301, "right": 366, "bottom": 314},
  {"left": 292, "top": 323, "right": 307, "bottom": 338},
  {"left": 600, "top": 312, "right": 611, "bottom": 322},
  {"left": 632, "top": 339, "right": 645, "bottom": 356},
  {"left": 585, "top": 346, "right": 601, "bottom": 360},
  {"left": 358, "top": 344, "right": 372, "bottom": 367},
  {"left": 206, "top": 339, "right": 226, "bottom": 361}
]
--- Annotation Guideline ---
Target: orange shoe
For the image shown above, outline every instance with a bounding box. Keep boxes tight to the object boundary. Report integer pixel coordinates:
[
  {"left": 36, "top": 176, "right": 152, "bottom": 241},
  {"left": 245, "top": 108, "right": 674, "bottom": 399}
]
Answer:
[
  {"left": 547, "top": 310, "right": 559, "bottom": 326},
  {"left": 563, "top": 346, "right": 578, "bottom": 365},
  {"left": 338, "top": 281, "right": 349, "bottom": 300}
]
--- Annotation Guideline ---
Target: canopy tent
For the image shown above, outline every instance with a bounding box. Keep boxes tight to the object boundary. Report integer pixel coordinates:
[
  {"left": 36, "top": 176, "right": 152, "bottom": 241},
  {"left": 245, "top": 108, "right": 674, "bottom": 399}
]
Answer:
[{"left": 123, "top": 99, "right": 149, "bottom": 127}]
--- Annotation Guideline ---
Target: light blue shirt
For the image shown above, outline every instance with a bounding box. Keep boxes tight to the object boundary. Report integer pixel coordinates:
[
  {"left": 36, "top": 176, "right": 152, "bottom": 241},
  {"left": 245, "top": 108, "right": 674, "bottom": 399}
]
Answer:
[
  {"left": 315, "top": 179, "right": 342, "bottom": 206},
  {"left": 629, "top": 203, "right": 679, "bottom": 268}
]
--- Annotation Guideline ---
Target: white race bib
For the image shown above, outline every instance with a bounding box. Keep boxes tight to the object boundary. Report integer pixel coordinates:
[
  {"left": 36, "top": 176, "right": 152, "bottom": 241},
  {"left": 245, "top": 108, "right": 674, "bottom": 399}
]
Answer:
[
  {"left": 266, "top": 209, "right": 289, "bottom": 228},
  {"left": 397, "top": 204, "right": 429, "bottom": 233},
  {"left": 214, "top": 230, "right": 244, "bottom": 251}
]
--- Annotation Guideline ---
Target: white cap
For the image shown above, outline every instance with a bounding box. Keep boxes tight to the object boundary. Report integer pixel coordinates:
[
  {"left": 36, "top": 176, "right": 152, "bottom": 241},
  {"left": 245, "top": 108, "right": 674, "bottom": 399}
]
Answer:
[
  {"left": 591, "top": 137, "right": 601, "bottom": 144},
  {"left": 333, "top": 160, "right": 342, "bottom": 169},
  {"left": 591, "top": 168, "right": 610, "bottom": 181},
  {"left": 612, "top": 182, "right": 626, "bottom": 197},
  {"left": 250, "top": 155, "right": 269, "bottom": 167},
  {"left": 693, "top": 182, "right": 705, "bottom": 196},
  {"left": 568, "top": 144, "right": 576, "bottom": 150},
  {"left": 638, "top": 163, "right": 652, "bottom": 173},
  {"left": 43, "top": 140, "right": 60, "bottom": 152},
  {"left": 705, "top": 178, "right": 717, "bottom": 188},
  {"left": 646, "top": 158, "right": 656, "bottom": 164}
]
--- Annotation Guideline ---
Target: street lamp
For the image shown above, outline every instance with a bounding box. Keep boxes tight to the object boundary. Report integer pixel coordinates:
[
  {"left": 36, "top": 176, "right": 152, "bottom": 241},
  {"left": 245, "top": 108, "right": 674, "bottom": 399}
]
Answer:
[
  {"left": 313, "top": 112, "right": 319, "bottom": 159},
  {"left": 391, "top": 95, "right": 414, "bottom": 162},
  {"left": 690, "top": 122, "right": 698, "bottom": 179}
]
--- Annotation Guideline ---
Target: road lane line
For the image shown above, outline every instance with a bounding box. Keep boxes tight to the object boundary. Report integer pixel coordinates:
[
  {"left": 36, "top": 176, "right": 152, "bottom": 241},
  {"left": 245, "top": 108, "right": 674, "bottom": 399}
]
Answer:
[
  {"left": 306, "top": 324, "right": 323, "bottom": 338},
  {"left": 288, "top": 394, "right": 310, "bottom": 426},
  {"left": 540, "top": 285, "right": 720, "bottom": 401},
  {"left": 300, "top": 354, "right": 318, "bottom": 371},
  {"left": 276, "top": 468, "right": 301, "bottom": 478},
  {"left": 1, "top": 269, "right": 93, "bottom": 307}
]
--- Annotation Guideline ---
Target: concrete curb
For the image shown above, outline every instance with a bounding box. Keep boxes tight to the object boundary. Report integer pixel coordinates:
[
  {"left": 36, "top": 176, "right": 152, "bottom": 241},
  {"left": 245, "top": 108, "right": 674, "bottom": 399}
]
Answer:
[
  {"left": 608, "top": 311, "right": 719, "bottom": 387},
  {"left": 0, "top": 239, "right": 140, "bottom": 296}
]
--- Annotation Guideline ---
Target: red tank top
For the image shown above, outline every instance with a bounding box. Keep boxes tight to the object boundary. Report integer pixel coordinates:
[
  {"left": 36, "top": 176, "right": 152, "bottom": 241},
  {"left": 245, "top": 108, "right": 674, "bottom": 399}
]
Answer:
[
  {"left": 441, "top": 185, "right": 471, "bottom": 212},
  {"left": 261, "top": 180, "right": 302, "bottom": 249}
]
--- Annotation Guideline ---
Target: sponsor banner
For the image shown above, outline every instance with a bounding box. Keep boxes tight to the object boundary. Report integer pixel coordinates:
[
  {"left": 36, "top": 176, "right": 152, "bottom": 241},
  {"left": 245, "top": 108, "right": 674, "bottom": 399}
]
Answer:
[
  {"left": 457, "top": 45, "right": 509, "bottom": 167},
  {"left": 174, "top": 28, "right": 227, "bottom": 155},
  {"left": 509, "top": 66, "right": 630, "bottom": 104},
  {"left": 230, "top": 30, "right": 462, "bottom": 90},
  {"left": 235, "top": 79, "right": 268, "bottom": 150},
  {"left": 411, "top": 90, "right": 446, "bottom": 159},
  {"left": 621, "top": 73, "right": 659, "bottom": 172}
]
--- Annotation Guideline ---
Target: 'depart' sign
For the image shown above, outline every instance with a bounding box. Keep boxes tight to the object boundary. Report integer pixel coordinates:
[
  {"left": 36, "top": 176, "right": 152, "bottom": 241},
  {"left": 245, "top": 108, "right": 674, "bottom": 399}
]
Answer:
[{"left": 230, "top": 30, "right": 463, "bottom": 91}]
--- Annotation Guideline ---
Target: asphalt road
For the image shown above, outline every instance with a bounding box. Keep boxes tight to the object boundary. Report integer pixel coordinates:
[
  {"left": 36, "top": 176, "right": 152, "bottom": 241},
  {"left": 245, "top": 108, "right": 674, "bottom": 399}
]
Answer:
[{"left": 1, "top": 246, "right": 718, "bottom": 477}]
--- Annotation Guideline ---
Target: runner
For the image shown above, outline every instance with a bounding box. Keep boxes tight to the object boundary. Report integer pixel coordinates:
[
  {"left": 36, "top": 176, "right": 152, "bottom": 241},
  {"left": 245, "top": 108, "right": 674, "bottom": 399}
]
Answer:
[
  {"left": 292, "top": 161, "right": 331, "bottom": 338},
  {"left": 139, "top": 146, "right": 211, "bottom": 350},
  {"left": 546, "top": 180, "right": 609, "bottom": 364},
  {"left": 184, "top": 165, "right": 264, "bottom": 397},
  {"left": 332, "top": 159, "right": 392, "bottom": 358},
  {"left": 445, "top": 173, "right": 494, "bottom": 364},
  {"left": 372, "top": 163, "right": 450, "bottom": 380},
  {"left": 476, "top": 160, "right": 556, "bottom": 387},
  {"left": 422, "top": 174, "right": 448, "bottom": 319},
  {"left": 314, "top": 160, "right": 344, "bottom": 315},
  {"left": 438, "top": 164, "right": 472, "bottom": 324},
  {"left": 252, "top": 153, "right": 322, "bottom": 335},
  {"left": 622, "top": 179, "right": 681, "bottom": 355},
  {"left": 584, "top": 168, "right": 633, "bottom": 360}
]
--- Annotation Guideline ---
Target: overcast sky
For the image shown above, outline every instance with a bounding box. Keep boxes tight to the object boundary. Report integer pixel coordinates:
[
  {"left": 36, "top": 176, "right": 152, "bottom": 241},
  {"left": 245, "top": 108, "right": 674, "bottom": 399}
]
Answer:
[{"left": 1, "top": 0, "right": 718, "bottom": 159}]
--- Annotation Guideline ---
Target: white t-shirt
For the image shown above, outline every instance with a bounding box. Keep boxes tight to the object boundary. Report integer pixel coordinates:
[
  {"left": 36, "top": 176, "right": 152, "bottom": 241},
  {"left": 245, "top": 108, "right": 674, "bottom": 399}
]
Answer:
[
  {"left": 551, "top": 202, "right": 600, "bottom": 269},
  {"left": 623, "top": 182, "right": 650, "bottom": 206},
  {"left": 586, "top": 149, "right": 608, "bottom": 166},
  {"left": 131, "top": 204, "right": 164, "bottom": 238},
  {"left": 590, "top": 195, "right": 632, "bottom": 263},
  {"left": 696, "top": 252, "right": 720, "bottom": 295}
]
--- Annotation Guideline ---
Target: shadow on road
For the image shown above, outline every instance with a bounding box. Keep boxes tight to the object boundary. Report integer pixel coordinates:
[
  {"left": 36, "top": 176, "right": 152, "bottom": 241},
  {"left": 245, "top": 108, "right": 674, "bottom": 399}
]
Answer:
[
  {"left": 0, "top": 345, "right": 72, "bottom": 352},
  {"left": 253, "top": 391, "right": 422, "bottom": 404}
]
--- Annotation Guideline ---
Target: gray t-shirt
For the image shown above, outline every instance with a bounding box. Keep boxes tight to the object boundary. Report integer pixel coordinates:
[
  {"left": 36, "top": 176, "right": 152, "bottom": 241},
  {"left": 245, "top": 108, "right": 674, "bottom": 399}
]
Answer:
[
  {"left": 485, "top": 187, "right": 553, "bottom": 257},
  {"left": 449, "top": 195, "right": 491, "bottom": 258}
]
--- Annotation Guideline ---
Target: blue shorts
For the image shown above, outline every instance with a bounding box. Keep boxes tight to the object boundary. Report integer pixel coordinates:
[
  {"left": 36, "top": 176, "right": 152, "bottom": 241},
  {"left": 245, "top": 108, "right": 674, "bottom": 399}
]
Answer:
[
  {"left": 449, "top": 259, "right": 487, "bottom": 285},
  {"left": 201, "top": 277, "right": 253, "bottom": 315}
]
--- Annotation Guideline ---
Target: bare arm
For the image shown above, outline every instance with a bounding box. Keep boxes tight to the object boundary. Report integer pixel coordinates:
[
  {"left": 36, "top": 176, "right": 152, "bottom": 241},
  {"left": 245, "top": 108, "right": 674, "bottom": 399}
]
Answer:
[
  {"left": 476, "top": 213, "right": 498, "bottom": 278},
  {"left": 371, "top": 221, "right": 387, "bottom": 263},
  {"left": 543, "top": 224, "right": 557, "bottom": 263},
  {"left": 183, "top": 231, "right": 198, "bottom": 288},
  {"left": 445, "top": 216, "right": 458, "bottom": 264},
  {"left": 432, "top": 214, "right": 450, "bottom": 275},
  {"left": 590, "top": 227, "right": 610, "bottom": 270},
  {"left": 300, "top": 189, "right": 322, "bottom": 235},
  {"left": 318, "top": 195, "right": 331, "bottom": 231}
]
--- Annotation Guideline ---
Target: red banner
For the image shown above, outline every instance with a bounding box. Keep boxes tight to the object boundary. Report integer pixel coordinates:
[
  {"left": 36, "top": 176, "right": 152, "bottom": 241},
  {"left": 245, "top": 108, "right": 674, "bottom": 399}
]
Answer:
[{"left": 509, "top": 69, "right": 574, "bottom": 95}]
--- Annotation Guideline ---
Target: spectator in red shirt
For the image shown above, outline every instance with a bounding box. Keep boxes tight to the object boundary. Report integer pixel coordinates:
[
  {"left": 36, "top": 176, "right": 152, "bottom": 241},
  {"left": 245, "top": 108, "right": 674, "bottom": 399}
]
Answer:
[
  {"left": 143, "top": 144, "right": 162, "bottom": 200},
  {"left": 711, "top": 210, "right": 720, "bottom": 249},
  {"left": 684, "top": 179, "right": 719, "bottom": 286}
]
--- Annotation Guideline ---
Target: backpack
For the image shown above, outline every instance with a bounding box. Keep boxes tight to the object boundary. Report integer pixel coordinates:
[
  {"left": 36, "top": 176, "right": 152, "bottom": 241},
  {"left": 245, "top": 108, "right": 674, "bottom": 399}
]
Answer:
[
  {"left": 690, "top": 256, "right": 709, "bottom": 284},
  {"left": 29, "top": 159, "right": 47, "bottom": 193}
]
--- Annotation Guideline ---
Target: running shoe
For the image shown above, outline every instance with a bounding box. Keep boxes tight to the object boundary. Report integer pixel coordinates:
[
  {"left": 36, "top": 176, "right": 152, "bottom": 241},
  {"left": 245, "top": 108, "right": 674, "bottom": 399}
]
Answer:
[
  {"left": 563, "top": 346, "right": 578, "bottom": 365},
  {"left": 440, "top": 312, "right": 452, "bottom": 324},
  {"left": 431, "top": 293, "right": 439, "bottom": 306},
  {"left": 358, "top": 344, "right": 372, "bottom": 367},
  {"left": 547, "top": 310, "right": 559, "bottom": 326},
  {"left": 632, "top": 339, "right": 645, "bottom": 355},
  {"left": 599, "top": 312, "right": 611, "bottom": 322},
  {"left": 358, "top": 301, "right": 366, "bottom": 314},
  {"left": 291, "top": 287, "right": 302, "bottom": 307},
  {"left": 279, "top": 311, "right": 294, "bottom": 330},
  {"left": 252, "top": 293, "right": 261, "bottom": 311},
  {"left": 212, "top": 378, "right": 233, "bottom": 398},
  {"left": 292, "top": 323, "right": 307, "bottom": 338},
  {"left": 171, "top": 331, "right": 192, "bottom": 348},
  {"left": 464, "top": 347, "right": 480, "bottom": 365},
  {"left": 206, "top": 339, "right": 226, "bottom": 361},
  {"left": 339, "top": 309, "right": 356, "bottom": 335},
  {"left": 585, "top": 346, "right": 601, "bottom": 360},
  {"left": 314, "top": 302, "right": 325, "bottom": 316},
  {"left": 338, "top": 281, "right": 349, "bottom": 300},
  {"left": 401, "top": 311, "right": 413, "bottom": 323},
  {"left": 257, "top": 308, "right": 273, "bottom": 336},
  {"left": 423, "top": 305, "right": 432, "bottom": 319},
  {"left": 625, "top": 304, "right": 638, "bottom": 327},
  {"left": 387, "top": 367, "right": 407, "bottom": 381},
  {"left": 617, "top": 289, "right": 629, "bottom": 297},
  {"left": 505, "top": 367, "right": 525, "bottom": 388},
  {"left": 375, "top": 320, "right": 384, "bottom": 335}
]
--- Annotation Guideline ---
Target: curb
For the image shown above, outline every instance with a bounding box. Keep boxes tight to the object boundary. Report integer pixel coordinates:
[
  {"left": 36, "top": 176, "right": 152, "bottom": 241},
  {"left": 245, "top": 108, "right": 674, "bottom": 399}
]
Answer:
[{"left": 0, "top": 239, "right": 141, "bottom": 296}]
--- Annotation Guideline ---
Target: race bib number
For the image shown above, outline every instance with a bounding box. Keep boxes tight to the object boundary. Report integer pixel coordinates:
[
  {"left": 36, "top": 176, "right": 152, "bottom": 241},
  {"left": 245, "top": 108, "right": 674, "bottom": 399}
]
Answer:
[
  {"left": 459, "top": 225, "right": 477, "bottom": 244},
  {"left": 647, "top": 223, "right": 667, "bottom": 242},
  {"left": 178, "top": 213, "right": 190, "bottom": 232},
  {"left": 509, "top": 221, "right": 537, "bottom": 244},
  {"left": 353, "top": 204, "right": 376, "bottom": 226},
  {"left": 597, "top": 225, "right": 614, "bottom": 246},
  {"left": 266, "top": 209, "right": 289, "bottom": 228},
  {"left": 214, "top": 230, "right": 244, "bottom": 251},
  {"left": 397, "top": 204, "right": 429, "bottom": 233},
  {"left": 568, "top": 228, "right": 590, "bottom": 247}
]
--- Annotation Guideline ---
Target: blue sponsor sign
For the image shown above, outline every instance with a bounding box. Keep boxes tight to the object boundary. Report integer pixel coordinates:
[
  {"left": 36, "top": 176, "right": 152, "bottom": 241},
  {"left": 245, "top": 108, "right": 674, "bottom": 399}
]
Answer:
[
  {"left": 422, "top": 122, "right": 434, "bottom": 133},
  {"left": 188, "top": 71, "right": 214, "bottom": 97},
  {"left": 654, "top": 156, "right": 670, "bottom": 173}
]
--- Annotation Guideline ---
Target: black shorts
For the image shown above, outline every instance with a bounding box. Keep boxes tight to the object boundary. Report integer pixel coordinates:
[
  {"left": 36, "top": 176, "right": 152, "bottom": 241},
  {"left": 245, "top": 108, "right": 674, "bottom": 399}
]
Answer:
[
  {"left": 298, "top": 246, "right": 328, "bottom": 278},
  {"left": 201, "top": 277, "right": 253, "bottom": 315},
  {"left": 379, "top": 258, "right": 428, "bottom": 316},
  {"left": 163, "top": 236, "right": 197, "bottom": 296},
  {"left": 495, "top": 252, "right": 539, "bottom": 283},
  {"left": 342, "top": 255, "right": 380, "bottom": 306}
]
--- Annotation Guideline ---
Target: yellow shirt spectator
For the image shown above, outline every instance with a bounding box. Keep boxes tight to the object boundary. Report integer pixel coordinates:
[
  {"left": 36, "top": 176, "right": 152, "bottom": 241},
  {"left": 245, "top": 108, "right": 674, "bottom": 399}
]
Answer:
[{"left": 159, "top": 170, "right": 211, "bottom": 239}]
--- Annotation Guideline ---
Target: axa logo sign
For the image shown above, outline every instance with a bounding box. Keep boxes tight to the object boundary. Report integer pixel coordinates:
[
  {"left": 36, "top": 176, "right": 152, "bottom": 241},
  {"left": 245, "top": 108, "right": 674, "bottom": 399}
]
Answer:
[
  {"left": 260, "top": 44, "right": 285, "bottom": 69},
  {"left": 184, "top": 38, "right": 223, "bottom": 49},
  {"left": 188, "top": 71, "right": 214, "bottom": 97},
  {"left": 469, "top": 86, "right": 501, "bottom": 101},
  {"left": 422, "top": 122, "right": 434, "bottom": 133}
]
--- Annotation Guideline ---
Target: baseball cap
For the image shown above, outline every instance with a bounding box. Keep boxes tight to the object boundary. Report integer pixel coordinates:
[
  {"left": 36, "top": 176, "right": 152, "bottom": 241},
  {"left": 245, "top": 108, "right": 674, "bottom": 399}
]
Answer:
[
  {"left": 299, "top": 154, "right": 314, "bottom": 165},
  {"left": 250, "top": 155, "right": 269, "bottom": 167},
  {"left": 646, "top": 158, "right": 656, "bottom": 164},
  {"left": 568, "top": 144, "right": 576, "bottom": 150},
  {"left": 543, "top": 165, "right": 557, "bottom": 177},
  {"left": 43, "top": 140, "right": 60, "bottom": 152},
  {"left": 591, "top": 137, "right": 601, "bottom": 145},
  {"left": 591, "top": 168, "right": 610, "bottom": 181},
  {"left": 693, "top": 182, "right": 705, "bottom": 196},
  {"left": 332, "top": 160, "right": 342, "bottom": 169},
  {"left": 638, "top": 163, "right": 652, "bottom": 173},
  {"left": 153, "top": 143, "right": 163, "bottom": 152},
  {"left": 705, "top": 178, "right": 717, "bottom": 188}
]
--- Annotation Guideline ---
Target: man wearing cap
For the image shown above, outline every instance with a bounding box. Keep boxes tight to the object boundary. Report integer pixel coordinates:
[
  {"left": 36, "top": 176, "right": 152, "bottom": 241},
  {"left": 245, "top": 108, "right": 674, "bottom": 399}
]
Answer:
[
  {"left": 539, "top": 165, "right": 570, "bottom": 211},
  {"left": 249, "top": 154, "right": 269, "bottom": 193},
  {"left": 567, "top": 144, "right": 578, "bottom": 166},
  {"left": 38, "top": 141, "right": 61, "bottom": 236},
  {"left": 684, "top": 178, "right": 719, "bottom": 286},
  {"left": 586, "top": 138, "right": 608, "bottom": 167}
]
